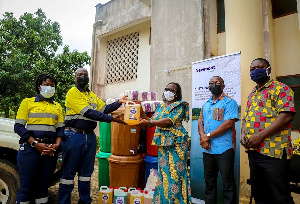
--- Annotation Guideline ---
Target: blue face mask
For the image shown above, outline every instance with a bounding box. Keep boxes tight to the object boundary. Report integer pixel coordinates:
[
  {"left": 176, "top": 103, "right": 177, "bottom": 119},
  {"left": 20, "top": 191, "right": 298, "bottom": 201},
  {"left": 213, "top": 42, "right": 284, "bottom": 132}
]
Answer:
[{"left": 250, "top": 67, "right": 270, "bottom": 83}]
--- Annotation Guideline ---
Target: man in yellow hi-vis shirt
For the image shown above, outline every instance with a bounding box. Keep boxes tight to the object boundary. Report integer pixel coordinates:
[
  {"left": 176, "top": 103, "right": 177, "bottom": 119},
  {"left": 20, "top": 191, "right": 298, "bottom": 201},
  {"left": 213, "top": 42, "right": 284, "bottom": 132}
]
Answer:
[{"left": 58, "top": 68, "right": 128, "bottom": 204}]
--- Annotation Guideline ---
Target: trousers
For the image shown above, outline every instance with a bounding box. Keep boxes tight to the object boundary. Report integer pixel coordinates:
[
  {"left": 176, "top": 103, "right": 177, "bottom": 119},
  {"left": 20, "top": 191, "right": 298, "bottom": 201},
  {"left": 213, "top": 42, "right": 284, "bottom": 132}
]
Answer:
[
  {"left": 16, "top": 143, "right": 57, "bottom": 204},
  {"left": 203, "top": 148, "right": 236, "bottom": 204},
  {"left": 247, "top": 150, "right": 294, "bottom": 204},
  {"left": 58, "top": 130, "right": 97, "bottom": 204}
]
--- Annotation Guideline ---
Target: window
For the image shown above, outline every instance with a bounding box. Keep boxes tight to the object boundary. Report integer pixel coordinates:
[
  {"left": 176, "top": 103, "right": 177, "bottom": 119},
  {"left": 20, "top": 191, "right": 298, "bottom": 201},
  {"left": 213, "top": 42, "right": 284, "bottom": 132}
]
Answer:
[
  {"left": 217, "top": 0, "right": 225, "bottom": 33},
  {"left": 277, "top": 75, "right": 300, "bottom": 130},
  {"left": 272, "top": 0, "right": 298, "bottom": 19},
  {"left": 105, "top": 32, "right": 139, "bottom": 84}
]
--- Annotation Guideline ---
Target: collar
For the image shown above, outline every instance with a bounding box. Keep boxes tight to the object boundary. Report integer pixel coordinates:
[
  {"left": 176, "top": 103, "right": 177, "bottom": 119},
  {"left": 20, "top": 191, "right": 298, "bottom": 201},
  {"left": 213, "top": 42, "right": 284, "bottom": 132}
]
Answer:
[
  {"left": 76, "top": 85, "right": 90, "bottom": 92},
  {"left": 208, "top": 92, "right": 226, "bottom": 103},
  {"left": 252, "top": 79, "right": 273, "bottom": 92},
  {"left": 34, "top": 94, "right": 55, "bottom": 104}
]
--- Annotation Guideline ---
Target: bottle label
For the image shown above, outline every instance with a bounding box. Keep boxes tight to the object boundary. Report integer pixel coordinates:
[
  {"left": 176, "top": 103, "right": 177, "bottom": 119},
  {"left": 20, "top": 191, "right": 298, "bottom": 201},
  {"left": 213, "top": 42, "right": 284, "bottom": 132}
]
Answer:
[
  {"left": 116, "top": 197, "right": 124, "bottom": 204},
  {"left": 133, "top": 198, "right": 141, "bottom": 204},
  {"left": 129, "top": 107, "right": 137, "bottom": 120},
  {"left": 102, "top": 193, "right": 109, "bottom": 202}
]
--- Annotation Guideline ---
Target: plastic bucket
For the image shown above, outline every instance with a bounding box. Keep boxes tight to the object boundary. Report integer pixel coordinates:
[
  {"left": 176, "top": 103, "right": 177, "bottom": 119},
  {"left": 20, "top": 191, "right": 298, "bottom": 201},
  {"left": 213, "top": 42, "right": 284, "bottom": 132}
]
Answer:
[
  {"left": 111, "top": 113, "right": 140, "bottom": 156},
  {"left": 97, "top": 151, "right": 112, "bottom": 188},
  {"left": 99, "top": 122, "right": 111, "bottom": 152},
  {"left": 144, "top": 155, "right": 158, "bottom": 184},
  {"left": 108, "top": 154, "right": 143, "bottom": 188}
]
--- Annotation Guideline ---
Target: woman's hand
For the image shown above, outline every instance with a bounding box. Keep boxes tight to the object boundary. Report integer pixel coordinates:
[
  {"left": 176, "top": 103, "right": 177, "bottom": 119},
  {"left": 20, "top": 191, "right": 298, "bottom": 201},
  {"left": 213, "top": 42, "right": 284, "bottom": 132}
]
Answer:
[
  {"left": 119, "top": 95, "right": 129, "bottom": 104},
  {"left": 138, "top": 119, "right": 150, "bottom": 126},
  {"left": 35, "top": 143, "right": 56, "bottom": 156}
]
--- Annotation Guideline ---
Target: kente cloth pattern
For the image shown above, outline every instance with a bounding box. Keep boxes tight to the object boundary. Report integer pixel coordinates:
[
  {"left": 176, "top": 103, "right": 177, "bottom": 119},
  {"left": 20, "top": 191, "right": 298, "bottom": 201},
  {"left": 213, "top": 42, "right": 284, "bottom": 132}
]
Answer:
[{"left": 244, "top": 79, "right": 296, "bottom": 159}]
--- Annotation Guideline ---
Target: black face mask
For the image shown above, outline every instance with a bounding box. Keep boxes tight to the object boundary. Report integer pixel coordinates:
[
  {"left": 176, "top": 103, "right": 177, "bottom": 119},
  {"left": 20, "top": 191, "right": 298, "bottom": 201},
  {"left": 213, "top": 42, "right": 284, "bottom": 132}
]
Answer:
[
  {"left": 209, "top": 84, "right": 223, "bottom": 96},
  {"left": 76, "top": 76, "right": 89, "bottom": 87}
]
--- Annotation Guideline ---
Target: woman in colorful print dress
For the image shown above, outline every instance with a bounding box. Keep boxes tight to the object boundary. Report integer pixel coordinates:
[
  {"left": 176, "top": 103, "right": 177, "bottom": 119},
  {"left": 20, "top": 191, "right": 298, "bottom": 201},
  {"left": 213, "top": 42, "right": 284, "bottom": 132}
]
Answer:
[{"left": 139, "top": 82, "right": 192, "bottom": 204}]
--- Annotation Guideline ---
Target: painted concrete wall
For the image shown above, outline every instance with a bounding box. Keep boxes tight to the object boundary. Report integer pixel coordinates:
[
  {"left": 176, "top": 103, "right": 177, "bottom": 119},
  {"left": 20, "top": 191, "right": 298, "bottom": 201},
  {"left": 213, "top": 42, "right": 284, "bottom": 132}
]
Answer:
[
  {"left": 273, "top": 13, "right": 300, "bottom": 77},
  {"left": 209, "top": 0, "right": 226, "bottom": 57},
  {"left": 150, "top": 0, "right": 204, "bottom": 133},
  {"left": 95, "top": 21, "right": 151, "bottom": 100},
  {"left": 91, "top": 0, "right": 151, "bottom": 99}
]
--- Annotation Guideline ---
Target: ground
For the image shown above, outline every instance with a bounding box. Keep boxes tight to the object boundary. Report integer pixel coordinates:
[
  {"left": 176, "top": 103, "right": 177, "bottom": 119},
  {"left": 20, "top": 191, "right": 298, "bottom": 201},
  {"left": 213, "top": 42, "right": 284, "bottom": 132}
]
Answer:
[{"left": 47, "top": 158, "right": 300, "bottom": 204}]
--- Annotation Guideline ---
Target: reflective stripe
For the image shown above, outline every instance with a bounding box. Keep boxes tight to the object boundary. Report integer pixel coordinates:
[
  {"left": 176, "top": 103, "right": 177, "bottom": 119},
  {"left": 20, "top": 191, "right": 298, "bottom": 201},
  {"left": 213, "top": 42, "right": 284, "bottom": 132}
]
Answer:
[
  {"left": 89, "top": 102, "right": 97, "bottom": 110},
  {"left": 65, "top": 115, "right": 95, "bottom": 122},
  {"left": 80, "top": 106, "right": 90, "bottom": 115},
  {"left": 78, "top": 176, "right": 91, "bottom": 181},
  {"left": 20, "top": 202, "right": 30, "bottom": 204},
  {"left": 15, "top": 119, "right": 27, "bottom": 125},
  {"left": 99, "top": 105, "right": 107, "bottom": 113},
  {"left": 35, "top": 197, "right": 48, "bottom": 204},
  {"left": 60, "top": 178, "right": 74, "bottom": 185},
  {"left": 28, "top": 113, "right": 58, "bottom": 120},
  {"left": 27, "top": 124, "right": 56, "bottom": 132},
  {"left": 66, "top": 107, "right": 70, "bottom": 112},
  {"left": 56, "top": 122, "right": 64, "bottom": 128}
]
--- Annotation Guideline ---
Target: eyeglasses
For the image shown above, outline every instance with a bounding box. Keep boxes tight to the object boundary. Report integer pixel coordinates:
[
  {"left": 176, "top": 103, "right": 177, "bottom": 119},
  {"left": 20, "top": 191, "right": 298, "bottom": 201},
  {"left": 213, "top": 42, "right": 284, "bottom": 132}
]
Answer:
[
  {"left": 165, "top": 88, "right": 176, "bottom": 92},
  {"left": 209, "top": 82, "right": 223, "bottom": 86}
]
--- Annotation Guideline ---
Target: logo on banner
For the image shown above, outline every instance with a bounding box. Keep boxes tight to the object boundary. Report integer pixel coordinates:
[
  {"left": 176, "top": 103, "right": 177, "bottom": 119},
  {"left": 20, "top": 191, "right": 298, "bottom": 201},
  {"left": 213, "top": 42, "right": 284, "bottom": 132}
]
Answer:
[{"left": 195, "top": 65, "right": 216, "bottom": 73}]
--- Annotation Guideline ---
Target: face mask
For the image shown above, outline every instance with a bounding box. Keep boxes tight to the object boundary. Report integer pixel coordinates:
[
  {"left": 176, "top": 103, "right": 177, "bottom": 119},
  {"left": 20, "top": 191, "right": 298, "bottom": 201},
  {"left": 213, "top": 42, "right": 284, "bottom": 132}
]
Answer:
[
  {"left": 209, "top": 84, "right": 223, "bottom": 96},
  {"left": 76, "top": 76, "right": 89, "bottom": 87},
  {"left": 250, "top": 67, "right": 270, "bottom": 83},
  {"left": 40, "top": 86, "right": 55, "bottom": 98},
  {"left": 163, "top": 91, "right": 175, "bottom": 101}
]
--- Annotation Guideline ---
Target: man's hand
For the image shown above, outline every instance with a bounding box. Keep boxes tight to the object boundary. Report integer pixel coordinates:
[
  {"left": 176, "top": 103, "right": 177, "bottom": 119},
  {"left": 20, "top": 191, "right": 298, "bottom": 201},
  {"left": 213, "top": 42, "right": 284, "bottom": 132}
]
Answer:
[
  {"left": 112, "top": 114, "right": 127, "bottom": 125},
  {"left": 119, "top": 95, "right": 129, "bottom": 104},
  {"left": 201, "top": 134, "right": 210, "bottom": 143},
  {"left": 240, "top": 131, "right": 249, "bottom": 148},
  {"left": 244, "top": 134, "right": 263, "bottom": 148},
  {"left": 200, "top": 139, "right": 211, "bottom": 150}
]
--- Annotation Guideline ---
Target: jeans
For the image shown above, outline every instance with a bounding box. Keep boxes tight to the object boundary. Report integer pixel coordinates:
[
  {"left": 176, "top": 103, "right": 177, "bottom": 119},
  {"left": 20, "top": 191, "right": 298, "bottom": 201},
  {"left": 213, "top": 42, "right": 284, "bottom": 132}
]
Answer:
[
  {"left": 58, "top": 130, "right": 97, "bottom": 204},
  {"left": 203, "top": 148, "right": 236, "bottom": 204},
  {"left": 247, "top": 150, "right": 294, "bottom": 204},
  {"left": 16, "top": 143, "right": 58, "bottom": 204}
]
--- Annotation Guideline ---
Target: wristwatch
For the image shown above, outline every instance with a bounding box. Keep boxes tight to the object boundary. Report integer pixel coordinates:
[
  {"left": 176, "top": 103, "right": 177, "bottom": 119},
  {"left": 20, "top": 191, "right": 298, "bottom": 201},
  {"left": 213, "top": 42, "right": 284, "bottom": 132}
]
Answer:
[
  {"left": 31, "top": 141, "right": 38, "bottom": 147},
  {"left": 207, "top": 133, "right": 211, "bottom": 137}
]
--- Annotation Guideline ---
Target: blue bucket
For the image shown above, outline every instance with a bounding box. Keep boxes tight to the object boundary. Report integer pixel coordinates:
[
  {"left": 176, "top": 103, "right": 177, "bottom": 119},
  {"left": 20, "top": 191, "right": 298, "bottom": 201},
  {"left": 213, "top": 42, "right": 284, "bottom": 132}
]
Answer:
[{"left": 144, "top": 155, "right": 158, "bottom": 184}]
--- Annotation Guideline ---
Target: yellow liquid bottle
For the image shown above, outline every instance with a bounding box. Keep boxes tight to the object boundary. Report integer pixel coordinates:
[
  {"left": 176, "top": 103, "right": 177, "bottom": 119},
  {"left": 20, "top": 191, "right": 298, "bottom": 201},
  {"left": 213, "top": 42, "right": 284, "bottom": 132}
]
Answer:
[
  {"left": 124, "top": 102, "right": 140, "bottom": 125},
  {"left": 130, "top": 190, "right": 144, "bottom": 204},
  {"left": 99, "top": 186, "right": 113, "bottom": 204}
]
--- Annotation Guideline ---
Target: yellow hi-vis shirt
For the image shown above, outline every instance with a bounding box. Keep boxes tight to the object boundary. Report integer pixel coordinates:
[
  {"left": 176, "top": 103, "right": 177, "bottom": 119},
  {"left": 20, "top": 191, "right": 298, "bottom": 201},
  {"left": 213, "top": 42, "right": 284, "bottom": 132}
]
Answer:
[
  {"left": 64, "top": 86, "right": 115, "bottom": 131},
  {"left": 15, "top": 95, "right": 64, "bottom": 143}
]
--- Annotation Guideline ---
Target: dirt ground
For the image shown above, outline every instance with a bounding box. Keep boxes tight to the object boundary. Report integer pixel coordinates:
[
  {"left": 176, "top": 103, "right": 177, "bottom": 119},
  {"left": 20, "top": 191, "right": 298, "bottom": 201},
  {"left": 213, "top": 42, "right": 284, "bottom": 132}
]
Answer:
[{"left": 48, "top": 159, "right": 99, "bottom": 204}]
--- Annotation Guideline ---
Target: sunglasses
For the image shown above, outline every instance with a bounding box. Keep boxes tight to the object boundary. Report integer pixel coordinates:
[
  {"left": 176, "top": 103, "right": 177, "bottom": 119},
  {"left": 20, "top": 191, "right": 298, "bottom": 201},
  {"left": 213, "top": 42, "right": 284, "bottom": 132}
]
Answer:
[{"left": 165, "top": 88, "right": 176, "bottom": 92}]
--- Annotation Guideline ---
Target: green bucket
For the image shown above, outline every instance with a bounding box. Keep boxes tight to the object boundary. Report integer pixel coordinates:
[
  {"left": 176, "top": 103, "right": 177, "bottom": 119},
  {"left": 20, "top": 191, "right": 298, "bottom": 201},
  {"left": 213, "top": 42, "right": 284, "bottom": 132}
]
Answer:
[
  {"left": 97, "top": 151, "right": 112, "bottom": 189},
  {"left": 99, "top": 122, "right": 111, "bottom": 152}
]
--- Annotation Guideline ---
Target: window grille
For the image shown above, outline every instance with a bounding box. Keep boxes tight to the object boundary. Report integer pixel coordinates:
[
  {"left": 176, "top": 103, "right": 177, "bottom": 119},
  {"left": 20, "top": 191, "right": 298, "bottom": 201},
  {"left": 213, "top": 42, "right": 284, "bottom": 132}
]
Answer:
[{"left": 105, "top": 32, "right": 139, "bottom": 84}]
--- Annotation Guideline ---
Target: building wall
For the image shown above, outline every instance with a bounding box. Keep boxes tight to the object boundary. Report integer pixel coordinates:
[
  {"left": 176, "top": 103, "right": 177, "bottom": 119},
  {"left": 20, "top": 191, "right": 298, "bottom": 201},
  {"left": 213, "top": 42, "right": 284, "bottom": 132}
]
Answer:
[
  {"left": 150, "top": 0, "right": 204, "bottom": 133},
  {"left": 91, "top": 0, "right": 151, "bottom": 99},
  {"left": 209, "top": 0, "right": 226, "bottom": 57},
  {"left": 273, "top": 13, "right": 300, "bottom": 77}
]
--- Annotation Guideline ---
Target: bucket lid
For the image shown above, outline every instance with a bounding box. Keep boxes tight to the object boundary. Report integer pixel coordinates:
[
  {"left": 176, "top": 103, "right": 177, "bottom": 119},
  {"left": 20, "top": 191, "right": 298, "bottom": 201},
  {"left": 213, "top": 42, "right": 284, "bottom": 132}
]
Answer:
[
  {"left": 108, "top": 154, "right": 143, "bottom": 164},
  {"left": 144, "top": 155, "right": 158, "bottom": 163},
  {"left": 97, "top": 151, "right": 112, "bottom": 159}
]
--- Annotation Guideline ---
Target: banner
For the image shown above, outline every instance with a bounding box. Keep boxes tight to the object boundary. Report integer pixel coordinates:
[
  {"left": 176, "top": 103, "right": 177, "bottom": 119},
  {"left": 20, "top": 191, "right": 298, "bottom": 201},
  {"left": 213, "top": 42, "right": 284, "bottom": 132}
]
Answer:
[
  {"left": 190, "top": 52, "right": 241, "bottom": 201},
  {"left": 192, "top": 52, "right": 241, "bottom": 108}
]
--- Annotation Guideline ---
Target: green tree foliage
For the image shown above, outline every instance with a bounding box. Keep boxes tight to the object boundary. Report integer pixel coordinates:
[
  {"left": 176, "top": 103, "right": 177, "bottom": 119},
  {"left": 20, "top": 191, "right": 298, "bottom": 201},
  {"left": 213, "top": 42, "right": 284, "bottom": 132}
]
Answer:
[{"left": 0, "top": 9, "right": 90, "bottom": 118}]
